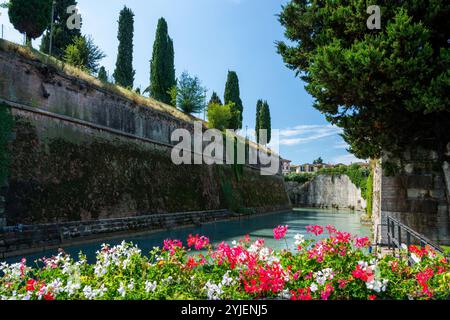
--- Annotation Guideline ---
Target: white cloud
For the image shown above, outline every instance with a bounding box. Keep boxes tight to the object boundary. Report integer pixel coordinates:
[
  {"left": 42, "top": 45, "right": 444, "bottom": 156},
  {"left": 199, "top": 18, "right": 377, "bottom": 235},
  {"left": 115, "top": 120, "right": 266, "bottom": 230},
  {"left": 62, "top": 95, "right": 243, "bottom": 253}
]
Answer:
[
  {"left": 332, "top": 154, "right": 365, "bottom": 165},
  {"left": 333, "top": 141, "right": 349, "bottom": 149},
  {"left": 279, "top": 124, "right": 342, "bottom": 146}
]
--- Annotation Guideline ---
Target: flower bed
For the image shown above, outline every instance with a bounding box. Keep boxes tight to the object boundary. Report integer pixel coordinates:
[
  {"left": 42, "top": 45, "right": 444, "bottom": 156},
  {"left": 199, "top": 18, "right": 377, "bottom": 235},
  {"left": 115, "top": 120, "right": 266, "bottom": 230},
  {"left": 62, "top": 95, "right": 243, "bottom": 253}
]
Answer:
[{"left": 1, "top": 225, "right": 449, "bottom": 300}]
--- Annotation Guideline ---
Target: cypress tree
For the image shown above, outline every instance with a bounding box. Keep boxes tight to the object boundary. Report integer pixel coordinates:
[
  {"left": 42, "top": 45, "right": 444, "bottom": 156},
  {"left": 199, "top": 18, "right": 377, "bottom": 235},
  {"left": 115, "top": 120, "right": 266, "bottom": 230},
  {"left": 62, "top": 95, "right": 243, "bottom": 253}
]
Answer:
[
  {"left": 113, "top": 6, "right": 135, "bottom": 89},
  {"left": 224, "top": 71, "right": 243, "bottom": 130},
  {"left": 208, "top": 92, "right": 223, "bottom": 106},
  {"left": 148, "top": 17, "right": 176, "bottom": 104},
  {"left": 40, "top": 0, "right": 82, "bottom": 58},
  {"left": 98, "top": 66, "right": 108, "bottom": 83},
  {"left": 8, "top": 0, "right": 53, "bottom": 47},
  {"left": 255, "top": 99, "right": 263, "bottom": 143},
  {"left": 259, "top": 101, "right": 271, "bottom": 144}
]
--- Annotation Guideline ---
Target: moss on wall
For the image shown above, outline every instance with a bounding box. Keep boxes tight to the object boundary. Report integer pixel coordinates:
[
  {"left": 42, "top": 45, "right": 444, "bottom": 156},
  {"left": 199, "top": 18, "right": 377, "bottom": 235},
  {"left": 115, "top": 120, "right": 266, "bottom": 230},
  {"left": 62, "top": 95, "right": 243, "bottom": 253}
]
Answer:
[
  {"left": 5, "top": 115, "right": 289, "bottom": 225},
  {"left": 0, "top": 104, "right": 14, "bottom": 184}
]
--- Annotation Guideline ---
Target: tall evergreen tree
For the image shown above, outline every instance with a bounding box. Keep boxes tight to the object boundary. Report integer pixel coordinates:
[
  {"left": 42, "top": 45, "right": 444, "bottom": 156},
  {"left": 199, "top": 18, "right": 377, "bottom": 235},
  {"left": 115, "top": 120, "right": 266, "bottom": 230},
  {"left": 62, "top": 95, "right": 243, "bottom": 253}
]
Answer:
[
  {"left": 147, "top": 17, "right": 176, "bottom": 104},
  {"left": 40, "top": 0, "right": 82, "bottom": 58},
  {"left": 98, "top": 66, "right": 108, "bottom": 83},
  {"left": 255, "top": 99, "right": 263, "bottom": 143},
  {"left": 259, "top": 101, "right": 271, "bottom": 144},
  {"left": 224, "top": 71, "right": 243, "bottom": 130},
  {"left": 208, "top": 91, "right": 223, "bottom": 107},
  {"left": 113, "top": 6, "right": 135, "bottom": 89},
  {"left": 277, "top": 1, "right": 450, "bottom": 160},
  {"left": 8, "top": 0, "right": 53, "bottom": 47}
]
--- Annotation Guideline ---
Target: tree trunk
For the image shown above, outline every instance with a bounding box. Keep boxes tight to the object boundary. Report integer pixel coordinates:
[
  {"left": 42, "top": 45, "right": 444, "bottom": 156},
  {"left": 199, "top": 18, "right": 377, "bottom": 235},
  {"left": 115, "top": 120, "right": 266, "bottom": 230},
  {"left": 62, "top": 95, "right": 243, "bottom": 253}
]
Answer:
[{"left": 25, "top": 34, "right": 32, "bottom": 48}]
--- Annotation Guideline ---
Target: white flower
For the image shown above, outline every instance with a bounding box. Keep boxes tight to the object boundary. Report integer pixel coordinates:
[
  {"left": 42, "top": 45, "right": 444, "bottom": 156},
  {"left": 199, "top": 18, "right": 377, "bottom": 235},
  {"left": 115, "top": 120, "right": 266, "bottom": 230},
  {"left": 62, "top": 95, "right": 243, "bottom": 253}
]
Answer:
[
  {"left": 118, "top": 283, "right": 126, "bottom": 298},
  {"left": 145, "top": 281, "right": 157, "bottom": 293},
  {"left": 310, "top": 283, "right": 318, "bottom": 292},
  {"left": 279, "top": 289, "right": 292, "bottom": 300},
  {"left": 127, "top": 280, "right": 135, "bottom": 291},
  {"left": 411, "top": 253, "right": 421, "bottom": 264},
  {"left": 221, "top": 272, "right": 235, "bottom": 287},
  {"left": 83, "top": 286, "right": 96, "bottom": 300},
  {"left": 294, "top": 234, "right": 305, "bottom": 246},
  {"left": 204, "top": 281, "right": 223, "bottom": 300},
  {"left": 232, "top": 240, "right": 237, "bottom": 246}
]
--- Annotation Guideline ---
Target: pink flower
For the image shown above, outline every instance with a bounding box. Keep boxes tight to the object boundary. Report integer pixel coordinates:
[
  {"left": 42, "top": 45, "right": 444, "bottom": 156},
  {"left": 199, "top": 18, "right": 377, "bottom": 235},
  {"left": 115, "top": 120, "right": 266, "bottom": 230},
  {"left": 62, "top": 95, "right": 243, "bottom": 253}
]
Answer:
[
  {"left": 273, "top": 225, "right": 289, "bottom": 240},
  {"left": 326, "top": 225, "right": 337, "bottom": 235},
  {"left": 321, "top": 283, "right": 334, "bottom": 300},
  {"left": 306, "top": 225, "right": 324, "bottom": 236},
  {"left": 163, "top": 239, "right": 183, "bottom": 255},
  {"left": 354, "top": 237, "right": 370, "bottom": 248},
  {"left": 187, "top": 234, "right": 210, "bottom": 250}
]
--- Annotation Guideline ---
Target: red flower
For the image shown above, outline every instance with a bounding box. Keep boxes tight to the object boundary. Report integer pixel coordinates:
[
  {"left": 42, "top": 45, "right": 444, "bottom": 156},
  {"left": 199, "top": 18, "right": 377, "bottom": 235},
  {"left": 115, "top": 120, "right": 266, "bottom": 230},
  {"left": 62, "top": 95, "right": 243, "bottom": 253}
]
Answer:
[
  {"left": 416, "top": 268, "right": 434, "bottom": 287},
  {"left": 291, "top": 288, "right": 312, "bottom": 300},
  {"left": 273, "top": 225, "right": 288, "bottom": 240},
  {"left": 368, "top": 295, "right": 377, "bottom": 300},
  {"left": 43, "top": 292, "right": 55, "bottom": 301},
  {"left": 185, "top": 256, "right": 199, "bottom": 270},
  {"left": 26, "top": 279, "right": 36, "bottom": 292},
  {"left": 352, "top": 265, "right": 373, "bottom": 282}
]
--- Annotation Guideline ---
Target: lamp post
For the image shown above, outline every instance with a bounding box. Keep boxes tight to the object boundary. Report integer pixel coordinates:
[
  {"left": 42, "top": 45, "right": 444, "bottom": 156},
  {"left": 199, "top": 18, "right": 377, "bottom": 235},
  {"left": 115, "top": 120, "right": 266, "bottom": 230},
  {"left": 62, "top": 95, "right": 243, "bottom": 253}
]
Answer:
[{"left": 48, "top": 0, "right": 56, "bottom": 56}]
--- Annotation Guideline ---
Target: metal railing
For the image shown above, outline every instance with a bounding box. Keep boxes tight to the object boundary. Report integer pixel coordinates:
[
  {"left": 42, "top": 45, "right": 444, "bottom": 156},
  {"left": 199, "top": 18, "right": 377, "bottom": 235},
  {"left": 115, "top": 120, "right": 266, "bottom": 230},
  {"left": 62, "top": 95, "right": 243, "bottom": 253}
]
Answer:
[{"left": 386, "top": 216, "right": 448, "bottom": 260}]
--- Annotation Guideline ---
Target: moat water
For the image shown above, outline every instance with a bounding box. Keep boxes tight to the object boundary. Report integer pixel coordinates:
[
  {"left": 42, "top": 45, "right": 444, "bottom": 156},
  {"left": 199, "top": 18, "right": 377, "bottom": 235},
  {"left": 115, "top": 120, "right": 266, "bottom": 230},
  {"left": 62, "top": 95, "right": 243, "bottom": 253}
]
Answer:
[{"left": 5, "top": 208, "right": 371, "bottom": 264}]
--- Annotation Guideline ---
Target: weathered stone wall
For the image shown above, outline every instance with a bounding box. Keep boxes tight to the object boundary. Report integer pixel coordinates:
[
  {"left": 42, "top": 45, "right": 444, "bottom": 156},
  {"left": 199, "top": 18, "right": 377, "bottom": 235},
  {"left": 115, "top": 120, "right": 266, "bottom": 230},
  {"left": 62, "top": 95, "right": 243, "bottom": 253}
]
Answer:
[
  {"left": 0, "top": 42, "right": 290, "bottom": 230},
  {"left": 286, "top": 175, "right": 366, "bottom": 211},
  {"left": 376, "top": 148, "right": 450, "bottom": 245},
  {"left": 372, "top": 160, "right": 383, "bottom": 244}
]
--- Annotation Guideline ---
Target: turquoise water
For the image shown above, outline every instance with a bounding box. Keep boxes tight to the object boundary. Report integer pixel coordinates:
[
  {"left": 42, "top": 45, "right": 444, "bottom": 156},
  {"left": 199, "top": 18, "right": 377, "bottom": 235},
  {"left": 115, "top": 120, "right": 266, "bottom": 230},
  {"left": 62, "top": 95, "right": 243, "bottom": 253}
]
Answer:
[{"left": 5, "top": 209, "right": 371, "bottom": 264}]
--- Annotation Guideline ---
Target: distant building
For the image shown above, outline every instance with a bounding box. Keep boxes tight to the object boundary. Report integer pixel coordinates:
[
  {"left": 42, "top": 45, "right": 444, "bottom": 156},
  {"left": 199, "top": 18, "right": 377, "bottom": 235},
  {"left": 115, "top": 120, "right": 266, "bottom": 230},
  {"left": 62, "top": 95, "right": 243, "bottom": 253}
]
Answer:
[{"left": 281, "top": 159, "right": 292, "bottom": 175}]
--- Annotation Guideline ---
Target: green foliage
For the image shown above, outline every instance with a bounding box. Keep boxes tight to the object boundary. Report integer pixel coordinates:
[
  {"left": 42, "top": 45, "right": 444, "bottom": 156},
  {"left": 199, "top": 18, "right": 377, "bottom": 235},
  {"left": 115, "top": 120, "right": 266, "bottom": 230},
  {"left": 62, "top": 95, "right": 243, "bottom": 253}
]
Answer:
[
  {"left": 224, "top": 71, "right": 243, "bottom": 130},
  {"left": 0, "top": 104, "right": 13, "bottom": 184},
  {"left": 63, "top": 35, "right": 105, "bottom": 74},
  {"left": 97, "top": 66, "right": 108, "bottom": 83},
  {"left": 313, "top": 157, "right": 324, "bottom": 165},
  {"left": 284, "top": 173, "right": 314, "bottom": 184},
  {"left": 40, "top": 0, "right": 82, "bottom": 59},
  {"left": 383, "top": 161, "right": 401, "bottom": 177},
  {"left": 278, "top": 1, "right": 450, "bottom": 160},
  {"left": 8, "top": 0, "right": 53, "bottom": 46},
  {"left": 173, "top": 72, "right": 206, "bottom": 114},
  {"left": 208, "top": 91, "right": 223, "bottom": 106},
  {"left": 207, "top": 102, "right": 235, "bottom": 131},
  {"left": 113, "top": 6, "right": 135, "bottom": 89},
  {"left": 255, "top": 100, "right": 262, "bottom": 143},
  {"left": 148, "top": 17, "right": 176, "bottom": 104},
  {"left": 259, "top": 101, "right": 271, "bottom": 144}
]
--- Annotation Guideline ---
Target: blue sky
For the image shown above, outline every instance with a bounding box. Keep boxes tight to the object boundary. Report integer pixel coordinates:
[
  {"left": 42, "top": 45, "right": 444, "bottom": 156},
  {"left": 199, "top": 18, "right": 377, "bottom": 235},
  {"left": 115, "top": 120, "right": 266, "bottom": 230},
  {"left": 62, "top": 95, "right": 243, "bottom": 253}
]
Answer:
[{"left": 0, "top": 0, "right": 362, "bottom": 165}]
